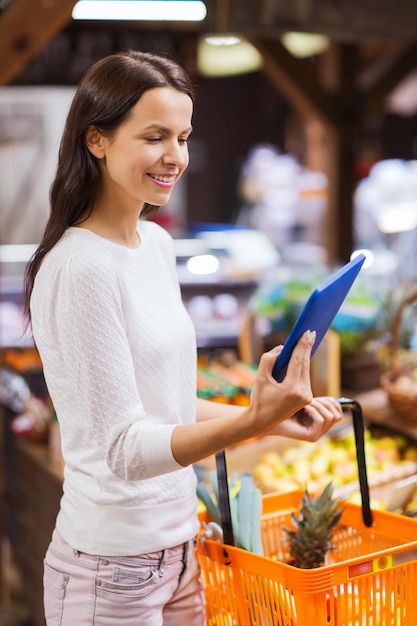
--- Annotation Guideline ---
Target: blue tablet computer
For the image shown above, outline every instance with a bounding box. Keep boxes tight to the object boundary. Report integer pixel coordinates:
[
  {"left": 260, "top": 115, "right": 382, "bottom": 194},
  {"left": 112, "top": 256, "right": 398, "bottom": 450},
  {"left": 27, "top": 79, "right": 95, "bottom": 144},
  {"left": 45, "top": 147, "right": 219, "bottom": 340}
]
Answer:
[{"left": 272, "top": 253, "right": 366, "bottom": 382}]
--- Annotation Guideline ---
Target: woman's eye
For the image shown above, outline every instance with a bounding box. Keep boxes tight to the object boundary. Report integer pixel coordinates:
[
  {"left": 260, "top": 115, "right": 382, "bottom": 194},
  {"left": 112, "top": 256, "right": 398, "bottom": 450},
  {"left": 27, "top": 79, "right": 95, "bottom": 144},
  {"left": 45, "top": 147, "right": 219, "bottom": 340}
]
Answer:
[
  {"left": 146, "top": 137, "right": 162, "bottom": 144},
  {"left": 179, "top": 137, "right": 190, "bottom": 146}
]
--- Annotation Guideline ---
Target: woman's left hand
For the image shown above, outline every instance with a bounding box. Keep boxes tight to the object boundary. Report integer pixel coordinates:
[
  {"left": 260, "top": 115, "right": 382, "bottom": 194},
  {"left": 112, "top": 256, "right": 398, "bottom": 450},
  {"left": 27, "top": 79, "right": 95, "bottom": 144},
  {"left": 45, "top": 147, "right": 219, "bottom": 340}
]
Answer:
[{"left": 267, "top": 396, "right": 343, "bottom": 442}]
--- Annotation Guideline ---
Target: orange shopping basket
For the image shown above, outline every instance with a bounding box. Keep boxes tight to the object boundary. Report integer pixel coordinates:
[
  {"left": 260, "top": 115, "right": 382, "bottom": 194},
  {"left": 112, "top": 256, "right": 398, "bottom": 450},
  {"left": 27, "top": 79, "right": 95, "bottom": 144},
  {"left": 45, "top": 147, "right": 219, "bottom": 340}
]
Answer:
[{"left": 197, "top": 399, "right": 417, "bottom": 625}]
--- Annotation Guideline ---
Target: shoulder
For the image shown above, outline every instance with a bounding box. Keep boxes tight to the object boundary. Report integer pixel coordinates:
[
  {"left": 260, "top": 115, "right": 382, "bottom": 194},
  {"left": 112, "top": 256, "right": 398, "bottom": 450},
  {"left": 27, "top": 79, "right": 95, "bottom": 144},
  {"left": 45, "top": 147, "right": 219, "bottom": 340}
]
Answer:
[{"left": 38, "top": 229, "right": 119, "bottom": 287}]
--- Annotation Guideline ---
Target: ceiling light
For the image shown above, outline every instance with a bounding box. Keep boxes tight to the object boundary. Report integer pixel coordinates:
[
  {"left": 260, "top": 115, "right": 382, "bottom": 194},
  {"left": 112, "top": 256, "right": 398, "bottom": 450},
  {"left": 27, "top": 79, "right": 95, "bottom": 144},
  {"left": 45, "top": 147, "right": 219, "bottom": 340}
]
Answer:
[
  {"left": 281, "top": 32, "right": 329, "bottom": 58},
  {"left": 197, "top": 35, "right": 262, "bottom": 77},
  {"left": 72, "top": 1, "right": 207, "bottom": 22},
  {"left": 204, "top": 35, "right": 241, "bottom": 46}
]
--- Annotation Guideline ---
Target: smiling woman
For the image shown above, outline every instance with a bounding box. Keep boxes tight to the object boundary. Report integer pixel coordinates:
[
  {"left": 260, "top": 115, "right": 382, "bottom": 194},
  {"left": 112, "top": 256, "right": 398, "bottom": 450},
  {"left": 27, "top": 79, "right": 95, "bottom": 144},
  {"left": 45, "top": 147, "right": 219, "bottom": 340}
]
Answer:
[
  {"left": 24, "top": 50, "right": 207, "bottom": 626},
  {"left": 23, "top": 49, "right": 343, "bottom": 626}
]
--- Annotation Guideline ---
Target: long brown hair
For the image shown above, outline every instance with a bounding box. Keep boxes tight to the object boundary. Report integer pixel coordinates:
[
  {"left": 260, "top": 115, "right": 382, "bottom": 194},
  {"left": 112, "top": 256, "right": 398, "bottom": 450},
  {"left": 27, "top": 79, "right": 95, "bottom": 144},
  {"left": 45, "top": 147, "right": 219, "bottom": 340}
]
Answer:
[{"left": 24, "top": 50, "right": 194, "bottom": 320}]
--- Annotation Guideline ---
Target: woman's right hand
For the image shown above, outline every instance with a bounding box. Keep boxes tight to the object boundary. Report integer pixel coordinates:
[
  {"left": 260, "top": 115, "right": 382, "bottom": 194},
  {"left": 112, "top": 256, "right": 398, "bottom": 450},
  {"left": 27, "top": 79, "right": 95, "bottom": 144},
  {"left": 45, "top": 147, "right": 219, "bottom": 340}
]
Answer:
[
  {"left": 243, "top": 330, "right": 316, "bottom": 437},
  {"left": 171, "top": 330, "right": 316, "bottom": 467}
]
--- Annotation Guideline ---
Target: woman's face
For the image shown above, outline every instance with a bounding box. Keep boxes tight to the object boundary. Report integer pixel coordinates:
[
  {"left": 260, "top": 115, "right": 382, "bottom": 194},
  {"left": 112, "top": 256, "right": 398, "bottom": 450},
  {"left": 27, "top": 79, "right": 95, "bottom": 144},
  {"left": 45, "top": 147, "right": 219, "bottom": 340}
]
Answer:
[{"left": 88, "top": 87, "right": 193, "bottom": 212}]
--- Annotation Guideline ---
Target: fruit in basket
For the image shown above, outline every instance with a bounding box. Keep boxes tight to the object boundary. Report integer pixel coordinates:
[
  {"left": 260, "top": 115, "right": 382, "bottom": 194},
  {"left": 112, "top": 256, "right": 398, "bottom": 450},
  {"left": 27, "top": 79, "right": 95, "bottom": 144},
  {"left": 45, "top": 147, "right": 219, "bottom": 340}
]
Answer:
[{"left": 284, "top": 482, "right": 345, "bottom": 569}]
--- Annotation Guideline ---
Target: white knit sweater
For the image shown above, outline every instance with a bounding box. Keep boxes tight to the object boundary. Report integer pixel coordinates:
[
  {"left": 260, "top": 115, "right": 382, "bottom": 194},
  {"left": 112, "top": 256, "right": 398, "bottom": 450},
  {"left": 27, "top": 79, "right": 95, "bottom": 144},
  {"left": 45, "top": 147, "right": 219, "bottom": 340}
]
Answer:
[{"left": 30, "top": 221, "right": 200, "bottom": 555}]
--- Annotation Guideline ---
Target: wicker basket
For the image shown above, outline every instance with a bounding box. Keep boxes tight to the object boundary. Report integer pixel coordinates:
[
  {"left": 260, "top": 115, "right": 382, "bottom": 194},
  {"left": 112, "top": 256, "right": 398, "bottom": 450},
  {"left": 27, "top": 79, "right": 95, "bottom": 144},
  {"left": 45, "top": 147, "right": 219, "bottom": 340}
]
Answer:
[{"left": 381, "top": 287, "right": 417, "bottom": 422}]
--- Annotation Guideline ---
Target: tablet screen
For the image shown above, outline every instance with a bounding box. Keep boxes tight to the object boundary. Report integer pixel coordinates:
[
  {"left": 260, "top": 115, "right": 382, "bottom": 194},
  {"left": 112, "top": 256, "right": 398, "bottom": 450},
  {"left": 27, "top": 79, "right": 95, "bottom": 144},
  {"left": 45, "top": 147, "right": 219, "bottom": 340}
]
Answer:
[{"left": 272, "top": 253, "right": 366, "bottom": 382}]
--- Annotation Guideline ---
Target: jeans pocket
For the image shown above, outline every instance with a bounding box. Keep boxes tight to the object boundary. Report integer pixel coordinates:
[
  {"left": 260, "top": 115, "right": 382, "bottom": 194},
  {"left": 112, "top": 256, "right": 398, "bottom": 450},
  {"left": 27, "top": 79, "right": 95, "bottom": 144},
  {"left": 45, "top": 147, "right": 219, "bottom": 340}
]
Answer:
[
  {"left": 95, "top": 565, "right": 160, "bottom": 600},
  {"left": 44, "top": 561, "right": 69, "bottom": 626}
]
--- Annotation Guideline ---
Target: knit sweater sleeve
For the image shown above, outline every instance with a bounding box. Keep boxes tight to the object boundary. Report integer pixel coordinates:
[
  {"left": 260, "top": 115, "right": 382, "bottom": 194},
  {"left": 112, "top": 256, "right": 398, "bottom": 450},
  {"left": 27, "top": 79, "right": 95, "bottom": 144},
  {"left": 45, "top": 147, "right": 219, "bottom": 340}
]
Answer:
[{"left": 31, "top": 249, "right": 184, "bottom": 481}]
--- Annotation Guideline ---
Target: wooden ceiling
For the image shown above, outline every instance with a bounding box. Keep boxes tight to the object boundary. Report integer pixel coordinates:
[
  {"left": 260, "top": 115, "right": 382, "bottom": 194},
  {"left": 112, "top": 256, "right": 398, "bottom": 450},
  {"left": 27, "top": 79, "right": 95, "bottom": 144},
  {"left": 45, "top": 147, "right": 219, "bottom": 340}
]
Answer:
[
  {"left": 0, "top": 0, "right": 75, "bottom": 86},
  {"left": 2, "top": 0, "right": 417, "bottom": 88},
  {"left": 204, "top": 0, "right": 417, "bottom": 41},
  {"left": 1, "top": 0, "right": 417, "bottom": 261}
]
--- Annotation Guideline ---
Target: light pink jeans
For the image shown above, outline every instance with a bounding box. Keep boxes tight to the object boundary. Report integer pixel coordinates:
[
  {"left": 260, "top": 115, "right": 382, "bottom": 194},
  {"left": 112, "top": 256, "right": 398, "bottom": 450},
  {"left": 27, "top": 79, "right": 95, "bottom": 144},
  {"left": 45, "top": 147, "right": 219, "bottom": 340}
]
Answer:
[{"left": 43, "top": 529, "right": 206, "bottom": 626}]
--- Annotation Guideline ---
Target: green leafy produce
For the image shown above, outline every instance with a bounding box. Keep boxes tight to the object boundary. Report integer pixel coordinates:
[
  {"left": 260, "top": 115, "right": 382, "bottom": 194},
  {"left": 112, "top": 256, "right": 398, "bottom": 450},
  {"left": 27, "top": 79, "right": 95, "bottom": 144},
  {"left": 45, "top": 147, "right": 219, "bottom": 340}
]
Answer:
[{"left": 197, "top": 470, "right": 264, "bottom": 555}]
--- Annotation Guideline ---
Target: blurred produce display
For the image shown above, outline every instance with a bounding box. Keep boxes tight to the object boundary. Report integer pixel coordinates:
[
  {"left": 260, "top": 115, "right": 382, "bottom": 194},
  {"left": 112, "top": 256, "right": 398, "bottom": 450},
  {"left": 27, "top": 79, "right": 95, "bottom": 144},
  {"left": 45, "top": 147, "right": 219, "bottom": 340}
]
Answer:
[
  {"left": 252, "top": 428, "right": 417, "bottom": 512},
  {"left": 197, "top": 352, "right": 256, "bottom": 405},
  {"left": 237, "top": 144, "right": 328, "bottom": 249},
  {"left": 354, "top": 158, "right": 417, "bottom": 282},
  {"left": 250, "top": 266, "right": 383, "bottom": 356}
]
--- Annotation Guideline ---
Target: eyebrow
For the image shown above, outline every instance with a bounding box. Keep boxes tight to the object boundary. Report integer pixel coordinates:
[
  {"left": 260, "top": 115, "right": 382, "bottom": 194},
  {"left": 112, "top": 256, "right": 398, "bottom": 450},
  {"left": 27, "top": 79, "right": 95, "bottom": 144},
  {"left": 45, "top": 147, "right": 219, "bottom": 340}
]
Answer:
[{"left": 143, "top": 124, "right": 193, "bottom": 134}]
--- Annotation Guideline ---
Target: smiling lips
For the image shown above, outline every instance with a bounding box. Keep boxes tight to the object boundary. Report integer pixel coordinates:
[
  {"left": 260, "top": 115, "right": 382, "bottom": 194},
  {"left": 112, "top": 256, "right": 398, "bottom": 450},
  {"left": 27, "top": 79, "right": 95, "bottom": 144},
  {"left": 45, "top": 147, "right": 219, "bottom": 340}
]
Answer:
[{"left": 148, "top": 173, "right": 176, "bottom": 186}]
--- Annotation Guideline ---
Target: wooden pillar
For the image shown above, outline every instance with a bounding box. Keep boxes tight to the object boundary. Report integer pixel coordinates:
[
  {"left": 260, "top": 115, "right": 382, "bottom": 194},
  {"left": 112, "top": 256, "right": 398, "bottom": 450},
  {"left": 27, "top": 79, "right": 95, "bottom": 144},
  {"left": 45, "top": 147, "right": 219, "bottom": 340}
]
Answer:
[
  {"left": 251, "top": 37, "right": 357, "bottom": 263},
  {"left": 320, "top": 43, "right": 360, "bottom": 262}
]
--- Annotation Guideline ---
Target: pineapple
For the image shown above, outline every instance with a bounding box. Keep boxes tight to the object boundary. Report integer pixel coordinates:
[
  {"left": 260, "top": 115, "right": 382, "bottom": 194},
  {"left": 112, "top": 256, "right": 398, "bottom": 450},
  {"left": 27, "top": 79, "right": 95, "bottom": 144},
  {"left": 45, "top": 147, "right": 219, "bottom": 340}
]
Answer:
[{"left": 284, "top": 482, "right": 345, "bottom": 569}]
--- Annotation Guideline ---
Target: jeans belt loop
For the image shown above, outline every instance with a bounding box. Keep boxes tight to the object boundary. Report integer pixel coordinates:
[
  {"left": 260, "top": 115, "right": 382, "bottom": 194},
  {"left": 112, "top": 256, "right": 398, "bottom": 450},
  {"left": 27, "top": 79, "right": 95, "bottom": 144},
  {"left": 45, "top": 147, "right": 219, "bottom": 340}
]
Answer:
[{"left": 158, "top": 549, "right": 166, "bottom": 576}]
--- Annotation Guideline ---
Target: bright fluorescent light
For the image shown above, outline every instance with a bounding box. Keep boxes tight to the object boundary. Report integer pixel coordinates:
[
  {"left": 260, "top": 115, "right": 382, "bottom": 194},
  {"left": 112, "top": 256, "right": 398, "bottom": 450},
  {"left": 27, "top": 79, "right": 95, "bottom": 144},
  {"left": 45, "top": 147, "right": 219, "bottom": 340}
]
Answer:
[
  {"left": 197, "top": 35, "right": 262, "bottom": 77},
  {"left": 186, "top": 254, "right": 220, "bottom": 275},
  {"left": 281, "top": 32, "right": 329, "bottom": 58},
  {"left": 205, "top": 36, "right": 241, "bottom": 46},
  {"left": 72, "top": 1, "right": 207, "bottom": 21}
]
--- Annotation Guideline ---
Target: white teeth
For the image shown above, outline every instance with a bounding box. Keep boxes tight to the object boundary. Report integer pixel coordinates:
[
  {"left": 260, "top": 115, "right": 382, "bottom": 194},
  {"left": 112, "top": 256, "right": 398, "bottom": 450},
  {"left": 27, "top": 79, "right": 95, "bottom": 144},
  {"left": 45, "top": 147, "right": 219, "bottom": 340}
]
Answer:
[{"left": 151, "top": 174, "right": 173, "bottom": 183}]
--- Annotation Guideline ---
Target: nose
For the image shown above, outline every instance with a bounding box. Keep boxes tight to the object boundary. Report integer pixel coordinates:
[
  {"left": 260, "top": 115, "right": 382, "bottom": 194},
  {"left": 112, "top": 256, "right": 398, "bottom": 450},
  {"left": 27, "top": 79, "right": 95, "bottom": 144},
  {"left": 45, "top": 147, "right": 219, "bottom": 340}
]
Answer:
[{"left": 162, "top": 140, "right": 188, "bottom": 169}]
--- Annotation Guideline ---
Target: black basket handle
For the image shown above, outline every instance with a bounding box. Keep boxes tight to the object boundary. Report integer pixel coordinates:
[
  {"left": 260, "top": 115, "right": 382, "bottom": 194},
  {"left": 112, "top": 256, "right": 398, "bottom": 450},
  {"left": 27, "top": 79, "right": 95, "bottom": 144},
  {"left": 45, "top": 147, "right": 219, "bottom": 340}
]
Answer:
[
  {"left": 337, "top": 397, "right": 373, "bottom": 527},
  {"left": 215, "top": 451, "right": 235, "bottom": 546},
  {"left": 215, "top": 397, "right": 373, "bottom": 547}
]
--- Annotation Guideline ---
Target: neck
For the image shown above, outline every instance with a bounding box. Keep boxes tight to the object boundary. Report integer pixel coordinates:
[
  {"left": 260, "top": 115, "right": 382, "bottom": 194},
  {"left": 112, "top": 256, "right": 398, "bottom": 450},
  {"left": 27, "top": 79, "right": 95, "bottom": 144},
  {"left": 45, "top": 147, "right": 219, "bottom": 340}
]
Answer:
[{"left": 75, "top": 214, "right": 142, "bottom": 249}]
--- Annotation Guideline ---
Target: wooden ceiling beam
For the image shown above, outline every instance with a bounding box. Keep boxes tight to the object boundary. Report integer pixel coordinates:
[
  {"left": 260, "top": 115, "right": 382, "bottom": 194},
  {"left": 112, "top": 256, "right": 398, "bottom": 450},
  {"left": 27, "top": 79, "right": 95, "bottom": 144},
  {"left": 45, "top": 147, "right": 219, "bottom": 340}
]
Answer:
[
  {"left": 204, "top": 0, "right": 417, "bottom": 41},
  {"left": 245, "top": 39, "right": 366, "bottom": 262},
  {"left": 361, "top": 41, "right": 417, "bottom": 120},
  {"left": 249, "top": 37, "right": 340, "bottom": 129},
  {"left": 0, "top": 0, "right": 75, "bottom": 86}
]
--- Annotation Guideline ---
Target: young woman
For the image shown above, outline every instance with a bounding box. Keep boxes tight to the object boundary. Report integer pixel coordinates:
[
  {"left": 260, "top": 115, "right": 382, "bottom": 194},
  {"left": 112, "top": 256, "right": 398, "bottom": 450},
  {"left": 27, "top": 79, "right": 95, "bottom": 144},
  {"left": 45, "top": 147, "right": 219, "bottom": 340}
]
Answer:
[{"left": 24, "top": 50, "right": 343, "bottom": 626}]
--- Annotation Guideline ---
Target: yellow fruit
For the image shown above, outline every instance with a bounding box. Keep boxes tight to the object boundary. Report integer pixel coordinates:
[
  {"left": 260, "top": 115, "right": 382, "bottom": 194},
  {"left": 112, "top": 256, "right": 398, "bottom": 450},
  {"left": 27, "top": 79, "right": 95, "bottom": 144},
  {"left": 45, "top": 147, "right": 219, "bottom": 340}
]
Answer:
[
  {"left": 328, "top": 446, "right": 350, "bottom": 466},
  {"left": 332, "top": 460, "right": 358, "bottom": 484},
  {"left": 310, "top": 456, "right": 331, "bottom": 477},
  {"left": 292, "top": 458, "right": 312, "bottom": 484},
  {"left": 404, "top": 447, "right": 417, "bottom": 462}
]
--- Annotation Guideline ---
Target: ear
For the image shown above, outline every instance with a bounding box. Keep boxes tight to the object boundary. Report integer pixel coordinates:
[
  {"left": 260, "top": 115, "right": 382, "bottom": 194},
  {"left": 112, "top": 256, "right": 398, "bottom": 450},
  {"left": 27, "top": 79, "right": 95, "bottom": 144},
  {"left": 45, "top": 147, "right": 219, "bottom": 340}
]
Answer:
[{"left": 85, "top": 125, "right": 106, "bottom": 159}]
